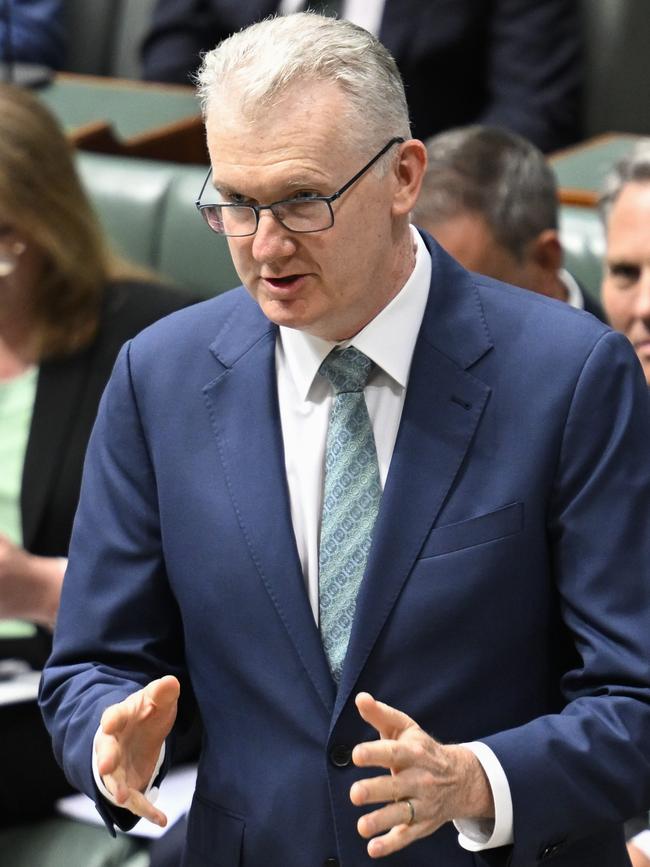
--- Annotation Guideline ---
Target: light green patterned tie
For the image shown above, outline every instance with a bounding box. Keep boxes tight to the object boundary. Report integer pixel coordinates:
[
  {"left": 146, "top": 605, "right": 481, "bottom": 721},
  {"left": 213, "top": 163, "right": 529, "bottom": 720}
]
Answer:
[{"left": 318, "top": 347, "right": 381, "bottom": 682}]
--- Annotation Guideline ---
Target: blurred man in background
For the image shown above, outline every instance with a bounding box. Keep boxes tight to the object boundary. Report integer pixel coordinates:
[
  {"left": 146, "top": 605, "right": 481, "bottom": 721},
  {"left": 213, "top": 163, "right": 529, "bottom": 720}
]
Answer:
[
  {"left": 413, "top": 125, "right": 605, "bottom": 319},
  {"left": 600, "top": 140, "right": 650, "bottom": 387}
]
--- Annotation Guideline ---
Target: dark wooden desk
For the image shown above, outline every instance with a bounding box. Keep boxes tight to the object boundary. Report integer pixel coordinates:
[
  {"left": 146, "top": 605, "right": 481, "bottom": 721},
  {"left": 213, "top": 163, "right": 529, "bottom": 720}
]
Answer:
[
  {"left": 549, "top": 132, "right": 641, "bottom": 207},
  {"left": 38, "top": 73, "right": 208, "bottom": 164}
]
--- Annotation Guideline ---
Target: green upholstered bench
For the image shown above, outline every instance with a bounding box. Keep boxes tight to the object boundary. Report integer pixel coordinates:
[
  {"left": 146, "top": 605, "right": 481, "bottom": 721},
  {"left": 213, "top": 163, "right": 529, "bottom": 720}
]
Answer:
[
  {"left": 0, "top": 817, "right": 149, "bottom": 867},
  {"left": 75, "top": 152, "right": 239, "bottom": 299}
]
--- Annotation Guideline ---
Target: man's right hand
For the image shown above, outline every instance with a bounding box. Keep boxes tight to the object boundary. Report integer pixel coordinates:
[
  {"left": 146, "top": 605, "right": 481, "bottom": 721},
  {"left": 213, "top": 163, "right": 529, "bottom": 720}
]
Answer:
[{"left": 95, "top": 675, "right": 180, "bottom": 827}]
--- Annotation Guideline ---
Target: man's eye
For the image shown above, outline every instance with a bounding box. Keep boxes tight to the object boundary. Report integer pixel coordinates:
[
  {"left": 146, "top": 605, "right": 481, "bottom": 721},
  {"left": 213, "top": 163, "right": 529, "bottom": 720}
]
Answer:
[
  {"left": 221, "top": 193, "right": 252, "bottom": 205},
  {"left": 609, "top": 263, "right": 641, "bottom": 285},
  {"left": 291, "top": 191, "right": 320, "bottom": 201}
]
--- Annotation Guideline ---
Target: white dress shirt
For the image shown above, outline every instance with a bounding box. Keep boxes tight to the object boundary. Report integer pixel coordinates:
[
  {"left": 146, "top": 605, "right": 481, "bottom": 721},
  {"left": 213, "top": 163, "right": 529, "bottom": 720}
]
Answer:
[
  {"left": 560, "top": 268, "right": 586, "bottom": 310},
  {"left": 94, "top": 228, "right": 513, "bottom": 851}
]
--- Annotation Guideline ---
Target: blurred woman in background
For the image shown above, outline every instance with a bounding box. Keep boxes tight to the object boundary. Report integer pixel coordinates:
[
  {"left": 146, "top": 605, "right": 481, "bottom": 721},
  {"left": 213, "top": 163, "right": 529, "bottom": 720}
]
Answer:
[{"left": 0, "top": 81, "right": 195, "bottom": 824}]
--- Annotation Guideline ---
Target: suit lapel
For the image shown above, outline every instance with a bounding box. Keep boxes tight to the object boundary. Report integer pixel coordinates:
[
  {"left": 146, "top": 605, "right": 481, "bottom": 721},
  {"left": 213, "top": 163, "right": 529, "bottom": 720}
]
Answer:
[
  {"left": 21, "top": 351, "right": 91, "bottom": 552},
  {"left": 203, "top": 295, "right": 336, "bottom": 713},
  {"left": 334, "top": 237, "right": 494, "bottom": 717}
]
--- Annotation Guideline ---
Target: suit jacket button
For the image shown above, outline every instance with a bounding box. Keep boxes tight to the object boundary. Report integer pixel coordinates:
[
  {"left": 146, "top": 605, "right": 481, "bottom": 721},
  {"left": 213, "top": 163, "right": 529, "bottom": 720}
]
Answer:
[
  {"left": 329, "top": 744, "right": 352, "bottom": 767},
  {"left": 323, "top": 859, "right": 339, "bottom": 866}
]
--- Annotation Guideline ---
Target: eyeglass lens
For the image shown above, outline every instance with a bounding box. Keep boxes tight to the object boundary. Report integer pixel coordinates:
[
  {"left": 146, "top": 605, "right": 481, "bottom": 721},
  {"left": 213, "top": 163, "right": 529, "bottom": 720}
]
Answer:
[{"left": 201, "top": 199, "right": 333, "bottom": 237}]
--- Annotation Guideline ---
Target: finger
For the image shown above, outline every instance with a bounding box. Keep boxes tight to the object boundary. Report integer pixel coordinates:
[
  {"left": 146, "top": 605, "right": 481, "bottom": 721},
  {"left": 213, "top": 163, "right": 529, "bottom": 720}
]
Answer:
[
  {"left": 350, "top": 768, "right": 421, "bottom": 807},
  {"left": 366, "top": 821, "right": 422, "bottom": 860},
  {"left": 96, "top": 735, "right": 122, "bottom": 778},
  {"left": 100, "top": 697, "right": 137, "bottom": 736},
  {"left": 143, "top": 675, "right": 180, "bottom": 711},
  {"left": 114, "top": 785, "right": 168, "bottom": 828},
  {"left": 355, "top": 692, "right": 416, "bottom": 740},
  {"left": 357, "top": 799, "right": 418, "bottom": 840},
  {"left": 101, "top": 676, "right": 180, "bottom": 735},
  {"left": 352, "top": 737, "right": 416, "bottom": 771}
]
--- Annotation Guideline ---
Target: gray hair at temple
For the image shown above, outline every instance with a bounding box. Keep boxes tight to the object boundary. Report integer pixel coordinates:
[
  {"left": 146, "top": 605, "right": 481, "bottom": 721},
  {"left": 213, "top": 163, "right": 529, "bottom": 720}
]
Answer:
[
  {"left": 414, "top": 125, "right": 558, "bottom": 262},
  {"left": 598, "top": 139, "right": 650, "bottom": 224},
  {"left": 196, "top": 12, "right": 411, "bottom": 158}
]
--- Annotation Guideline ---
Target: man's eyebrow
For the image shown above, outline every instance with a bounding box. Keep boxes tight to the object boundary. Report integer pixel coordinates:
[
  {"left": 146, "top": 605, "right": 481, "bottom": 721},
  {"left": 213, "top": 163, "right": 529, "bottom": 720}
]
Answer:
[
  {"left": 284, "top": 176, "right": 322, "bottom": 189},
  {"left": 212, "top": 182, "right": 238, "bottom": 197},
  {"left": 211, "top": 176, "right": 324, "bottom": 200},
  {"left": 607, "top": 257, "right": 640, "bottom": 267}
]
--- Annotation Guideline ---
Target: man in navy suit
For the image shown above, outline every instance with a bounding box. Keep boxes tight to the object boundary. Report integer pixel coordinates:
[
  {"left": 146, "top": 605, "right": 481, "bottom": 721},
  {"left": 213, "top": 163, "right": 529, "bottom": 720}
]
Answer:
[
  {"left": 41, "top": 13, "right": 650, "bottom": 866},
  {"left": 140, "top": 0, "right": 583, "bottom": 152}
]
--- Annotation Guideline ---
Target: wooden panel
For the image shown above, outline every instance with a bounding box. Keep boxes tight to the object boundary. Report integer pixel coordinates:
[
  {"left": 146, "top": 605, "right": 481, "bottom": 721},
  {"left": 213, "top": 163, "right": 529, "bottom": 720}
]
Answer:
[
  {"left": 39, "top": 72, "right": 208, "bottom": 165},
  {"left": 549, "top": 132, "right": 641, "bottom": 207}
]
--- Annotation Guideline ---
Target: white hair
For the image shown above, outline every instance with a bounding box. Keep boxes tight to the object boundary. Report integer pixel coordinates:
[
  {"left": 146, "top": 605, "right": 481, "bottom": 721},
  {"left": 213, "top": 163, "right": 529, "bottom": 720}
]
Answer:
[
  {"left": 196, "top": 12, "right": 410, "bottom": 155},
  {"left": 599, "top": 139, "right": 650, "bottom": 224}
]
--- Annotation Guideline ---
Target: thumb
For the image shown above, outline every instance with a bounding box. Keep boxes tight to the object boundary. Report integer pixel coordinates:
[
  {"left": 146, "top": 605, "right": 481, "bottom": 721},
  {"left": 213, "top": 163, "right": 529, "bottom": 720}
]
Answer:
[{"left": 355, "top": 692, "right": 417, "bottom": 740}]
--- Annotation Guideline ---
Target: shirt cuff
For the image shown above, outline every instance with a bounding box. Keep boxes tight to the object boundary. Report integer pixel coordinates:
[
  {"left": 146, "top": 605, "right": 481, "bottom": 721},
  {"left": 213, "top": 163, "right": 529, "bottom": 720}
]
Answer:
[
  {"left": 454, "top": 741, "right": 514, "bottom": 851},
  {"left": 92, "top": 725, "right": 165, "bottom": 808},
  {"left": 631, "top": 831, "right": 650, "bottom": 858}
]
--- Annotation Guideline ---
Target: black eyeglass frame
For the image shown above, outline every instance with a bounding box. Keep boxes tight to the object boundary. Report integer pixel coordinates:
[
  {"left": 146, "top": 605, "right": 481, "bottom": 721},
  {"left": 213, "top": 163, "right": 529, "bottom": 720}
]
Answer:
[{"left": 194, "top": 136, "right": 405, "bottom": 237}]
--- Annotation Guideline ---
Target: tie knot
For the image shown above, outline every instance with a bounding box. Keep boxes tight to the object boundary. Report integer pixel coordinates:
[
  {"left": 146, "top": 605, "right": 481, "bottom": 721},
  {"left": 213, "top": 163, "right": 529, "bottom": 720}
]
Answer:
[{"left": 319, "top": 347, "right": 374, "bottom": 394}]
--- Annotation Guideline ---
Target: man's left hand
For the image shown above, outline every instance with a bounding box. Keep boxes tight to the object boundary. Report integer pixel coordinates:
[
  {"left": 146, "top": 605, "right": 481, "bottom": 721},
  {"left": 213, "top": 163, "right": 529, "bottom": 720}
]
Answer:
[{"left": 350, "top": 692, "right": 494, "bottom": 858}]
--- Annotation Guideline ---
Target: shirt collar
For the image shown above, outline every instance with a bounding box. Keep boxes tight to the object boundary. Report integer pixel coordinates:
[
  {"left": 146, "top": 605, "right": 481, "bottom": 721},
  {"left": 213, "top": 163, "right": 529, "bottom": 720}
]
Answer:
[
  {"left": 559, "top": 268, "right": 585, "bottom": 310},
  {"left": 280, "top": 227, "right": 432, "bottom": 401}
]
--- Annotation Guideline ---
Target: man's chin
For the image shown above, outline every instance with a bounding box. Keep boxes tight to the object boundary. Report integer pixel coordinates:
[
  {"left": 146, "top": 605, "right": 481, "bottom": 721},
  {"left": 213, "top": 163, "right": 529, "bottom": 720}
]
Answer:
[{"left": 259, "top": 297, "right": 314, "bottom": 330}]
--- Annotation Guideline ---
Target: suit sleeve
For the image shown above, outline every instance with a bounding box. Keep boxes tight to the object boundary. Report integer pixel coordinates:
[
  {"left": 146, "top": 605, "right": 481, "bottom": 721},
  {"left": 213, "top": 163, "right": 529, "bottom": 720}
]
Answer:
[
  {"left": 480, "top": 0, "right": 583, "bottom": 152},
  {"left": 38, "top": 340, "right": 186, "bottom": 833},
  {"left": 1, "top": 0, "right": 65, "bottom": 68},
  {"left": 480, "top": 331, "right": 650, "bottom": 865}
]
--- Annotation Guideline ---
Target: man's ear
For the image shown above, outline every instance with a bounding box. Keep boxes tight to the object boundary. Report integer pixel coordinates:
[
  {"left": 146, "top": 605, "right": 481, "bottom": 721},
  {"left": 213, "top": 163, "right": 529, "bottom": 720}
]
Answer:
[
  {"left": 391, "top": 139, "right": 428, "bottom": 217},
  {"left": 530, "top": 229, "right": 563, "bottom": 274}
]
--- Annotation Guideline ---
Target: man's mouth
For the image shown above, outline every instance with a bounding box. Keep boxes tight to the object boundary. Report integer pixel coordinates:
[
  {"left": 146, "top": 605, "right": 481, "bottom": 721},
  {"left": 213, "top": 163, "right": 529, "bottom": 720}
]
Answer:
[{"left": 263, "top": 274, "right": 305, "bottom": 289}]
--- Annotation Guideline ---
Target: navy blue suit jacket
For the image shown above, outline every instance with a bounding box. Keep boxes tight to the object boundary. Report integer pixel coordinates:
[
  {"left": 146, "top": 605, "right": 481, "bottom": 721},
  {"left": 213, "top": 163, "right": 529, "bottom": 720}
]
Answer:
[
  {"left": 140, "top": 0, "right": 582, "bottom": 152},
  {"left": 41, "top": 235, "right": 650, "bottom": 866}
]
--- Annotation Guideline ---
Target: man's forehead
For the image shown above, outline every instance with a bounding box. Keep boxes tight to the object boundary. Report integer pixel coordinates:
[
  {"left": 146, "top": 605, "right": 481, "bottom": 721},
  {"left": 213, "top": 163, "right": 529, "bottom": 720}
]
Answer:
[
  {"left": 610, "top": 181, "right": 650, "bottom": 224},
  {"left": 206, "top": 116, "right": 354, "bottom": 194},
  {"left": 608, "top": 182, "right": 650, "bottom": 255}
]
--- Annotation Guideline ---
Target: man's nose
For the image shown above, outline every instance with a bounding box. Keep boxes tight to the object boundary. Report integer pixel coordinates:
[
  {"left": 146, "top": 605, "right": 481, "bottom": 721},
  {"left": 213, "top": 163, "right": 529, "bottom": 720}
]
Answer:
[{"left": 251, "top": 211, "right": 295, "bottom": 262}]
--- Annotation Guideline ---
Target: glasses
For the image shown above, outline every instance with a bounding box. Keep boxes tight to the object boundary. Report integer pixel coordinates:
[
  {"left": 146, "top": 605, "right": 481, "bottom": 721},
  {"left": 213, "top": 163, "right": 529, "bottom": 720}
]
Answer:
[{"left": 195, "top": 136, "right": 405, "bottom": 237}]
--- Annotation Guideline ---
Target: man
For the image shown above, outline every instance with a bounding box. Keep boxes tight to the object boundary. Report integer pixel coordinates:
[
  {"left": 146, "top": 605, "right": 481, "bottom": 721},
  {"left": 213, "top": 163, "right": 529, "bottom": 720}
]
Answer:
[
  {"left": 41, "top": 13, "right": 650, "bottom": 866},
  {"left": 600, "top": 140, "right": 650, "bottom": 387},
  {"left": 413, "top": 125, "right": 605, "bottom": 320},
  {"left": 140, "top": 0, "right": 582, "bottom": 151},
  {"left": 599, "top": 142, "right": 650, "bottom": 867}
]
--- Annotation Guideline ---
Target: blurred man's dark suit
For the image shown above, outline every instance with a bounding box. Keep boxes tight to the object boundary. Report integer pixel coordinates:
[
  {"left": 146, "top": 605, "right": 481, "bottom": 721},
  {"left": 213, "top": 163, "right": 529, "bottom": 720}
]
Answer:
[{"left": 141, "top": 0, "right": 582, "bottom": 151}]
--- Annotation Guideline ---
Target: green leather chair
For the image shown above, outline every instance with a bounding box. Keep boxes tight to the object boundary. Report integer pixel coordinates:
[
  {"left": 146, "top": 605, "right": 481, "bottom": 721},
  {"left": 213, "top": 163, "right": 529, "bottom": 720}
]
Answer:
[{"left": 75, "top": 152, "right": 239, "bottom": 299}]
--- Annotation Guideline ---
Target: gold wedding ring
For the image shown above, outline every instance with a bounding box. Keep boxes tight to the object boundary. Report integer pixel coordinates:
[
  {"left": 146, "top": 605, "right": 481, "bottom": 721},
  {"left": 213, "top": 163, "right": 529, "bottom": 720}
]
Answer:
[{"left": 403, "top": 798, "right": 415, "bottom": 826}]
